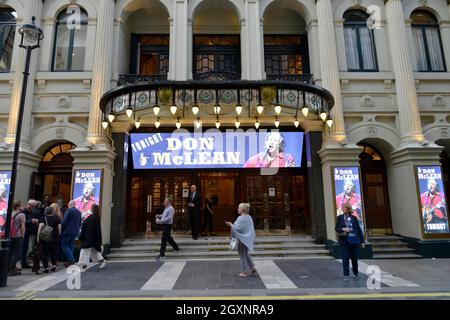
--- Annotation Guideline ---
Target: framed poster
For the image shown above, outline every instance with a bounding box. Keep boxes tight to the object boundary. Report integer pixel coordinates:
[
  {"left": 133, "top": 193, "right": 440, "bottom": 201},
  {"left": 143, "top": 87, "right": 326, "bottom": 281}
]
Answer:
[
  {"left": 415, "top": 166, "right": 449, "bottom": 238},
  {"left": 331, "top": 166, "right": 366, "bottom": 238},
  {"left": 71, "top": 169, "right": 103, "bottom": 215},
  {"left": 0, "top": 171, "right": 11, "bottom": 238}
]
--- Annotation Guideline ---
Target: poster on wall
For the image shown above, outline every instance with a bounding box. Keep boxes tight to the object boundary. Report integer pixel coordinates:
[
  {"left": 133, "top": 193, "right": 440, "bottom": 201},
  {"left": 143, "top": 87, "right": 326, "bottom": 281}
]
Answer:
[
  {"left": 0, "top": 171, "right": 11, "bottom": 238},
  {"left": 71, "top": 169, "right": 103, "bottom": 215},
  {"left": 332, "top": 167, "right": 365, "bottom": 236},
  {"left": 129, "top": 130, "right": 304, "bottom": 169},
  {"left": 416, "top": 166, "right": 449, "bottom": 235}
]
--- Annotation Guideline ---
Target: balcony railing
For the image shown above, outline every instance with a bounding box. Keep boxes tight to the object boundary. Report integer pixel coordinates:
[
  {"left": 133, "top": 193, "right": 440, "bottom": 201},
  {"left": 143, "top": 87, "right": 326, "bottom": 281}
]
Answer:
[
  {"left": 266, "top": 74, "right": 313, "bottom": 83},
  {"left": 118, "top": 74, "right": 168, "bottom": 86},
  {"left": 193, "top": 71, "right": 241, "bottom": 81}
]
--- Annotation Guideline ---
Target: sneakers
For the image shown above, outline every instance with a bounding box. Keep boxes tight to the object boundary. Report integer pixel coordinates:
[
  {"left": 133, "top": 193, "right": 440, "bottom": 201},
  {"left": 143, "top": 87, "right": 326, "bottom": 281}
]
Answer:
[
  {"left": 78, "top": 264, "right": 88, "bottom": 272},
  {"left": 99, "top": 259, "right": 107, "bottom": 270},
  {"left": 173, "top": 249, "right": 180, "bottom": 254},
  {"left": 155, "top": 255, "right": 165, "bottom": 261},
  {"left": 353, "top": 274, "right": 359, "bottom": 280},
  {"left": 343, "top": 276, "right": 350, "bottom": 282}
]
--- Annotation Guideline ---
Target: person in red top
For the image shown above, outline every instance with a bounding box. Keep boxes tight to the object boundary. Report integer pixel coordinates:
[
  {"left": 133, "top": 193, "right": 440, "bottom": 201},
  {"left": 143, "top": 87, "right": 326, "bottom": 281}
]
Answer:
[
  {"left": 244, "top": 132, "right": 295, "bottom": 168},
  {"left": 336, "top": 179, "right": 362, "bottom": 221},
  {"left": 74, "top": 182, "right": 97, "bottom": 214},
  {"left": 421, "top": 178, "right": 447, "bottom": 223}
]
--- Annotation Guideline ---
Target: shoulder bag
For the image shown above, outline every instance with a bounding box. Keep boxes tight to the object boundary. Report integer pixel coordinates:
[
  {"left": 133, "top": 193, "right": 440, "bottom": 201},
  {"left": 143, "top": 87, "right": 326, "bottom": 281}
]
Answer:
[{"left": 38, "top": 216, "right": 54, "bottom": 242}]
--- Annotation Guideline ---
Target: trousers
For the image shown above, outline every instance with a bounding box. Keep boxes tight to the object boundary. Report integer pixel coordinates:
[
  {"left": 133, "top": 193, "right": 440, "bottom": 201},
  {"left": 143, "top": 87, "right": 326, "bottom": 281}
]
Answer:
[
  {"left": 341, "top": 241, "right": 359, "bottom": 276},
  {"left": 237, "top": 241, "right": 254, "bottom": 273},
  {"left": 160, "top": 224, "right": 179, "bottom": 257},
  {"left": 78, "top": 248, "right": 104, "bottom": 266}
]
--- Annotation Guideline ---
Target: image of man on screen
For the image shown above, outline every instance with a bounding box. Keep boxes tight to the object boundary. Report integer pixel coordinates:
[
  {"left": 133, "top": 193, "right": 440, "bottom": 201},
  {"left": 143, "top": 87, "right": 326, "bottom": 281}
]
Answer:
[
  {"left": 243, "top": 132, "right": 295, "bottom": 168},
  {"left": 336, "top": 179, "right": 362, "bottom": 221},
  {"left": 74, "top": 182, "right": 97, "bottom": 214},
  {"left": 421, "top": 178, "right": 447, "bottom": 224}
]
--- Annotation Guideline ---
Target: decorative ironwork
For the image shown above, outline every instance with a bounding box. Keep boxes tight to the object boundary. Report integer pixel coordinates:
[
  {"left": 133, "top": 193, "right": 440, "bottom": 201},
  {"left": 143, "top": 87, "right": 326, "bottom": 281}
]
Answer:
[
  {"left": 193, "top": 71, "right": 240, "bottom": 81},
  {"left": 266, "top": 74, "right": 313, "bottom": 83},
  {"left": 100, "top": 80, "right": 335, "bottom": 128},
  {"left": 118, "top": 74, "right": 168, "bottom": 86}
]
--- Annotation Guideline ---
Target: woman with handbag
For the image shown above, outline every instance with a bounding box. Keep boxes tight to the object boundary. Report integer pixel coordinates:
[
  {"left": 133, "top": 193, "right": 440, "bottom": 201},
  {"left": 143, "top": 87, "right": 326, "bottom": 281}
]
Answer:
[
  {"left": 37, "top": 204, "right": 61, "bottom": 273},
  {"left": 335, "top": 204, "right": 365, "bottom": 282},
  {"left": 78, "top": 204, "right": 106, "bottom": 271},
  {"left": 225, "top": 203, "right": 256, "bottom": 278}
]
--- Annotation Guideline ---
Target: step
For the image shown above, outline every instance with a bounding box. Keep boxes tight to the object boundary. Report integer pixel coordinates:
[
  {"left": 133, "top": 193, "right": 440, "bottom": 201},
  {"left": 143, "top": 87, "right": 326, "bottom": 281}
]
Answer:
[
  {"left": 107, "top": 249, "right": 332, "bottom": 260},
  {"left": 369, "top": 241, "right": 411, "bottom": 247},
  {"left": 373, "top": 253, "right": 423, "bottom": 259},
  {"left": 122, "top": 237, "right": 316, "bottom": 245},
  {"left": 368, "top": 236, "right": 403, "bottom": 241},
  {"left": 111, "top": 243, "right": 325, "bottom": 252},
  {"left": 372, "top": 247, "right": 416, "bottom": 253}
]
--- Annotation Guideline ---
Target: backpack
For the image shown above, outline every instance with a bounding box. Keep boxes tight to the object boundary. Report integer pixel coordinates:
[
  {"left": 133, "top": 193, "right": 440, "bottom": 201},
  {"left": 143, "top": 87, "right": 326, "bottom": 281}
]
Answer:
[
  {"left": 10, "top": 212, "right": 20, "bottom": 238},
  {"left": 38, "top": 216, "right": 54, "bottom": 242}
]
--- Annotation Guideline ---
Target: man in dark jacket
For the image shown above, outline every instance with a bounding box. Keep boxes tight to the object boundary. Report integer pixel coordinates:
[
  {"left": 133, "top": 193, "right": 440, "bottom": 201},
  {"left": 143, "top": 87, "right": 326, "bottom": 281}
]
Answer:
[
  {"left": 21, "top": 199, "right": 38, "bottom": 269},
  {"left": 187, "top": 185, "right": 201, "bottom": 240},
  {"left": 335, "top": 204, "right": 365, "bottom": 282},
  {"left": 61, "top": 200, "right": 82, "bottom": 267}
]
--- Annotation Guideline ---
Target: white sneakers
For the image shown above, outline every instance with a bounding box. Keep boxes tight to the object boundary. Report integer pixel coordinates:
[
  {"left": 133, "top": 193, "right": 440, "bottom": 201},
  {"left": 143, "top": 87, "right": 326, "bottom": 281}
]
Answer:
[{"left": 99, "top": 259, "right": 107, "bottom": 269}]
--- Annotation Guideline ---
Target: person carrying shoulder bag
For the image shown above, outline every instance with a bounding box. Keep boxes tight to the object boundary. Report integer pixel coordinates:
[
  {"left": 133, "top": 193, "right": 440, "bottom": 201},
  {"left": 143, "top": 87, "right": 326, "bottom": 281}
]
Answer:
[{"left": 37, "top": 204, "right": 61, "bottom": 273}]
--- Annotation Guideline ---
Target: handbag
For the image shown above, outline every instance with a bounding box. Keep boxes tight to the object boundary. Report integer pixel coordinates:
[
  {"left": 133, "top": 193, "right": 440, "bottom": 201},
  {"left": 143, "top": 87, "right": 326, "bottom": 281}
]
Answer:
[
  {"left": 229, "top": 232, "right": 238, "bottom": 251},
  {"left": 38, "top": 216, "right": 54, "bottom": 242}
]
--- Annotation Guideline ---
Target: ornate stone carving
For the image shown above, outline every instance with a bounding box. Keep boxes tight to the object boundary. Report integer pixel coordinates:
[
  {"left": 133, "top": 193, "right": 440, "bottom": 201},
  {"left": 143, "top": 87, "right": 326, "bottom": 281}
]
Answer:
[
  {"left": 441, "top": 128, "right": 449, "bottom": 138},
  {"left": 432, "top": 95, "right": 447, "bottom": 108},
  {"left": 368, "top": 127, "right": 377, "bottom": 137},
  {"left": 361, "top": 95, "right": 375, "bottom": 108},
  {"left": 57, "top": 95, "right": 71, "bottom": 108},
  {"left": 56, "top": 128, "right": 65, "bottom": 139}
]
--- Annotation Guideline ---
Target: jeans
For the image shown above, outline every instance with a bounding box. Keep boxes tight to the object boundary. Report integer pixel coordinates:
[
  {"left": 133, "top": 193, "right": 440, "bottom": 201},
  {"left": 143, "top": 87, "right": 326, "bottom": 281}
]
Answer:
[
  {"left": 10, "top": 237, "right": 23, "bottom": 270},
  {"left": 61, "top": 234, "right": 77, "bottom": 263},
  {"left": 237, "top": 241, "right": 254, "bottom": 273},
  {"left": 160, "top": 224, "right": 179, "bottom": 257},
  {"left": 341, "top": 241, "right": 359, "bottom": 276}
]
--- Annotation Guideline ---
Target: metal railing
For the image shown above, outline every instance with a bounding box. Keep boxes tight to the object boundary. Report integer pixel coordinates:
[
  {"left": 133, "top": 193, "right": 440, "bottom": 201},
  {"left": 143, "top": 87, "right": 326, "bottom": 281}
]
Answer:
[
  {"left": 266, "top": 74, "right": 313, "bottom": 83},
  {"left": 118, "top": 74, "right": 168, "bottom": 85}
]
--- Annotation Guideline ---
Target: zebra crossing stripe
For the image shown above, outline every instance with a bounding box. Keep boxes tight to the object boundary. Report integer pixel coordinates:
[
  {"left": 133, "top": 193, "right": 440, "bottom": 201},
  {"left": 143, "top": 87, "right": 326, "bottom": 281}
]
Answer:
[
  {"left": 253, "top": 260, "right": 297, "bottom": 289},
  {"left": 140, "top": 262, "right": 186, "bottom": 290}
]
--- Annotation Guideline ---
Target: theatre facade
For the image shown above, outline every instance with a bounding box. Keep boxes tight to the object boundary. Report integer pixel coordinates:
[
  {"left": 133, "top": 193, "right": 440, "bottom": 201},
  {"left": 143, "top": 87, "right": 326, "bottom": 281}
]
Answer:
[{"left": 0, "top": 0, "right": 450, "bottom": 258}]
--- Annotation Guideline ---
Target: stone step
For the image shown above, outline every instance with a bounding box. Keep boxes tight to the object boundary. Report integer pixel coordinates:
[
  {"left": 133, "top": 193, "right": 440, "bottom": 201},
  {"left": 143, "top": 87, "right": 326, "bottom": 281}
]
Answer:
[
  {"left": 368, "top": 236, "right": 403, "bottom": 241},
  {"left": 111, "top": 243, "right": 325, "bottom": 252},
  {"left": 373, "top": 253, "right": 423, "bottom": 259},
  {"left": 369, "top": 241, "right": 411, "bottom": 247},
  {"left": 122, "top": 236, "right": 316, "bottom": 246},
  {"left": 107, "top": 248, "right": 332, "bottom": 260},
  {"left": 372, "top": 247, "right": 416, "bottom": 253}
]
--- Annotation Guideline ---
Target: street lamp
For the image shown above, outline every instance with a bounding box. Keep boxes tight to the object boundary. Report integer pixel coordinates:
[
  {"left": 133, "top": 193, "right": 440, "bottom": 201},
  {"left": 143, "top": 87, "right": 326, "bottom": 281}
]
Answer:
[{"left": 0, "top": 17, "right": 43, "bottom": 288}]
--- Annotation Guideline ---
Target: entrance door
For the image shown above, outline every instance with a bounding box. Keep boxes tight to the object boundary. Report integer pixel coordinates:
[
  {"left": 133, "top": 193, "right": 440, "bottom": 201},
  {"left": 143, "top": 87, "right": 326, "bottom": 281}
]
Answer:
[
  {"left": 199, "top": 172, "right": 238, "bottom": 233},
  {"left": 359, "top": 144, "right": 392, "bottom": 233},
  {"left": 242, "top": 172, "right": 309, "bottom": 233},
  {"left": 127, "top": 172, "right": 194, "bottom": 236}
]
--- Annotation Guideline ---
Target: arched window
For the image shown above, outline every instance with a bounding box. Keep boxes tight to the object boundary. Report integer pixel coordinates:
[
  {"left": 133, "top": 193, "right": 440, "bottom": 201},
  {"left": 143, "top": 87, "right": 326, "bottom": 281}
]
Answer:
[
  {"left": 0, "top": 8, "right": 16, "bottom": 72},
  {"left": 343, "top": 10, "right": 378, "bottom": 72},
  {"left": 411, "top": 10, "right": 446, "bottom": 72},
  {"left": 52, "top": 6, "right": 88, "bottom": 71}
]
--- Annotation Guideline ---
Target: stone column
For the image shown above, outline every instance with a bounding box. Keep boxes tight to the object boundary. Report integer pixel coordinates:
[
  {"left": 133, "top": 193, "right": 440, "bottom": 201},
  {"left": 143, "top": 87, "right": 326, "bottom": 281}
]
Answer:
[
  {"left": 315, "top": 0, "right": 346, "bottom": 143},
  {"left": 242, "top": 0, "right": 264, "bottom": 80},
  {"left": 86, "top": 0, "right": 114, "bottom": 146},
  {"left": 0, "top": 1, "right": 43, "bottom": 202},
  {"left": 384, "top": 0, "right": 424, "bottom": 145},
  {"left": 169, "top": 0, "right": 189, "bottom": 80},
  {"left": 4, "top": 0, "right": 43, "bottom": 149}
]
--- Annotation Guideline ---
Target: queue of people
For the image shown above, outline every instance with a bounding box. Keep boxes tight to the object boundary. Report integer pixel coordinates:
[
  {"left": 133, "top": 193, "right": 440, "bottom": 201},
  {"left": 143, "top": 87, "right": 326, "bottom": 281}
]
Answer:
[{"left": 7, "top": 195, "right": 106, "bottom": 276}]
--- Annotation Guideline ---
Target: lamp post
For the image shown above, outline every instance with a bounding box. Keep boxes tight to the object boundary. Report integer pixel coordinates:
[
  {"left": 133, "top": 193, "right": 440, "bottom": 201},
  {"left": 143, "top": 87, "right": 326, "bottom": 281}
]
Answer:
[{"left": 0, "top": 17, "right": 43, "bottom": 288}]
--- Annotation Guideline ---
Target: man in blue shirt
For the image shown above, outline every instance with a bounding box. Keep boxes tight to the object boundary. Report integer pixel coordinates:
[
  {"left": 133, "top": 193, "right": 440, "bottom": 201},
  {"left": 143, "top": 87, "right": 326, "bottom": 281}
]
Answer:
[
  {"left": 156, "top": 198, "right": 180, "bottom": 261},
  {"left": 61, "top": 200, "right": 82, "bottom": 267}
]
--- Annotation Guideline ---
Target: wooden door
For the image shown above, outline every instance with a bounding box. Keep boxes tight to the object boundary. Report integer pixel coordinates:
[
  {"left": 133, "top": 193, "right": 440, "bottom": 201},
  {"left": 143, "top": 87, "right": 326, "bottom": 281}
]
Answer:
[{"left": 360, "top": 156, "right": 392, "bottom": 230}]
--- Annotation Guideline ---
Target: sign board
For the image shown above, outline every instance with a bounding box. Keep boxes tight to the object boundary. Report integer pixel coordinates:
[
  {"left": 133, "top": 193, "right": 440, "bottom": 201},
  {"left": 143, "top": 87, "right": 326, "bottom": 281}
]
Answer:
[
  {"left": 0, "top": 171, "right": 11, "bottom": 238},
  {"left": 71, "top": 169, "right": 103, "bottom": 215},
  {"left": 130, "top": 130, "right": 304, "bottom": 169}
]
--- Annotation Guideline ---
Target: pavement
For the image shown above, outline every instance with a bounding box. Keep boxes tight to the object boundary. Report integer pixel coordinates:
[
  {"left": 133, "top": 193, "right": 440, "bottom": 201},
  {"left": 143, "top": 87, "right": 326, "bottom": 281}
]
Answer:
[{"left": 1, "top": 257, "right": 450, "bottom": 300}]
